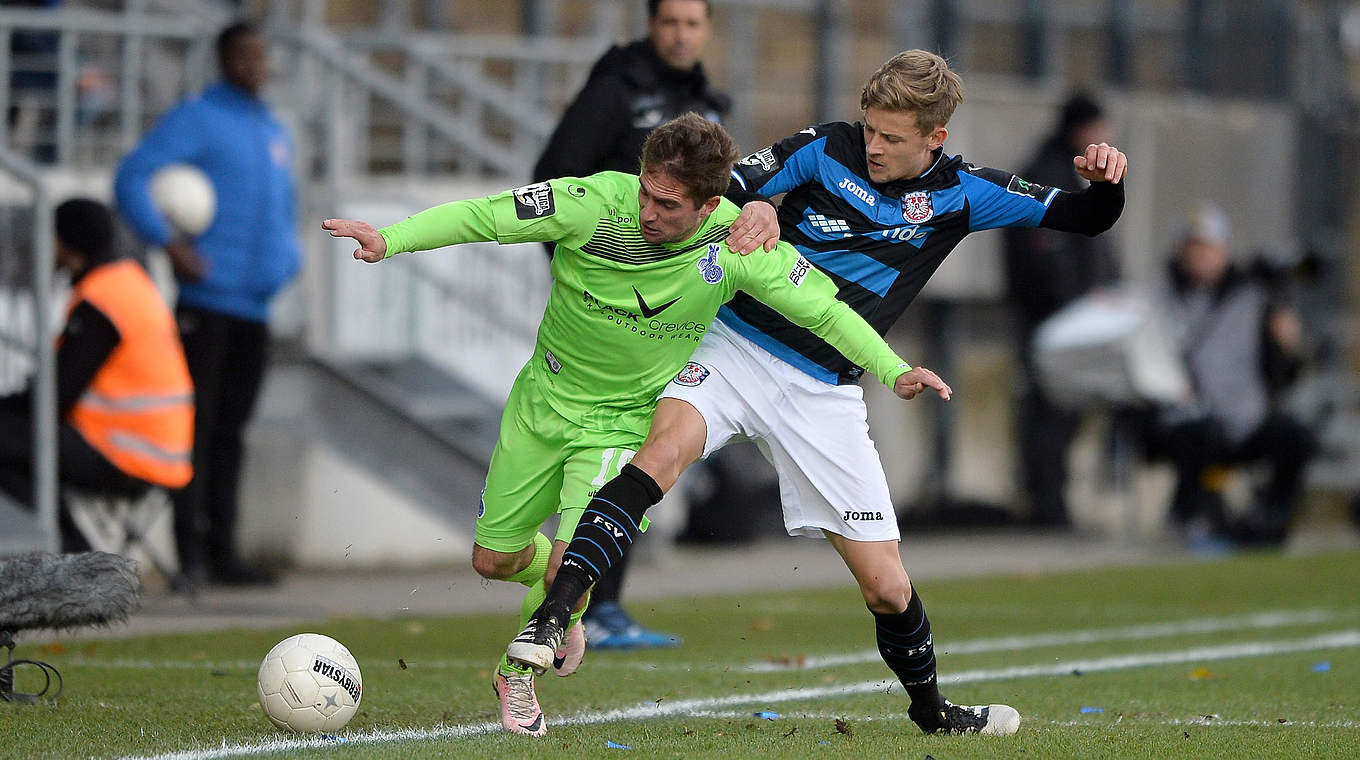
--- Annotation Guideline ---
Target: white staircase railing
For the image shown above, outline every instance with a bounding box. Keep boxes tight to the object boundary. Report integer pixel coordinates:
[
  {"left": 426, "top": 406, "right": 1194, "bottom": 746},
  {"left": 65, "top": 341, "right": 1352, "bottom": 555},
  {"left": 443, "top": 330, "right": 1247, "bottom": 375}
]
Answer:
[{"left": 0, "top": 147, "right": 57, "bottom": 553}]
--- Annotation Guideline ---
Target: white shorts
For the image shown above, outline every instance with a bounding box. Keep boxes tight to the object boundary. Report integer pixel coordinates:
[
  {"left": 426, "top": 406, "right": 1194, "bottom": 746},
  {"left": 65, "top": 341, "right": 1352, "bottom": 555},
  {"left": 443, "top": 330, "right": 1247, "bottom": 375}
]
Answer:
[{"left": 660, "top": 319, "right": 899, "bottom": 542}]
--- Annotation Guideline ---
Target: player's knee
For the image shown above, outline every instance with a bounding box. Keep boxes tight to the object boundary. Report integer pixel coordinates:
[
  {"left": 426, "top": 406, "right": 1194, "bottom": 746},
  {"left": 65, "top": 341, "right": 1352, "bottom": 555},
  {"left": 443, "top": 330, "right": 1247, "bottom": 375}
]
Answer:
[
  {"left": 470, "top": 547, "right": 518, "bottom": 580},
  {"left": 860, "top": 573, "right": 911, "bottom": 614}
]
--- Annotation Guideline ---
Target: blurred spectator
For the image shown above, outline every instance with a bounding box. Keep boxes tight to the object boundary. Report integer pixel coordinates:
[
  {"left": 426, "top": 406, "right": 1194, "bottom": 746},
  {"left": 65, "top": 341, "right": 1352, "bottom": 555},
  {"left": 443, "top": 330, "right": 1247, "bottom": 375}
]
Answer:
[
  {"left": 1003, "top": 93, "right": 1121, "bottom": 528},
  {"left": 5, "top": 0, "right": 62, "bottom": 162},
  {"left": 0, "top": 198, "right": 193, "bottom": 550},
  {"left": 1147, "top": 203, "right": 1315, "bottom": 549},
  {"left": 114, "top": 21, "right": 300, "bottom": 587},
  {"left": 530, "top": 0, "right": 730, "bottom": 649}
]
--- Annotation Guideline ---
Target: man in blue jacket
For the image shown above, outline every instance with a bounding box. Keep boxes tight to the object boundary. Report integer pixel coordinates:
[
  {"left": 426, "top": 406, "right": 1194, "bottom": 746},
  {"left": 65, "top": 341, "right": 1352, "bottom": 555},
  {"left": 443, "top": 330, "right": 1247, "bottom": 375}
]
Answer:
[{"left": 114, "top": 21, "right": 299, "bottom": 587}]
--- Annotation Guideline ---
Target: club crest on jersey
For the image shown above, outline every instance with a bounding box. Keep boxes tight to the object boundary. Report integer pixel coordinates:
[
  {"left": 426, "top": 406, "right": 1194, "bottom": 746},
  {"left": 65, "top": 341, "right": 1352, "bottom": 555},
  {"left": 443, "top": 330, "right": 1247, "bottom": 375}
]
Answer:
[
  {"left": 902, "top": 191, "right": 933, "bottom": 223},
  {"left": 698, "top": 243, "right": 724, "bottom": 284},
  {"left": 674, "top": 361, "right": 710, "bottom": 386},
  {"left": 512, "top": 182, "right": 555, "bottom": 219}
]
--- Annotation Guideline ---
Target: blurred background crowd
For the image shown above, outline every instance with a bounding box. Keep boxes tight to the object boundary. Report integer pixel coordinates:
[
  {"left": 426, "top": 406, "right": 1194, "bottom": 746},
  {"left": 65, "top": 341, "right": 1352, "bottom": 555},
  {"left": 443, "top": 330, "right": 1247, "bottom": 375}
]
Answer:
[{"left": 1, "top": 1, "right": 1357, "bottom": 597}]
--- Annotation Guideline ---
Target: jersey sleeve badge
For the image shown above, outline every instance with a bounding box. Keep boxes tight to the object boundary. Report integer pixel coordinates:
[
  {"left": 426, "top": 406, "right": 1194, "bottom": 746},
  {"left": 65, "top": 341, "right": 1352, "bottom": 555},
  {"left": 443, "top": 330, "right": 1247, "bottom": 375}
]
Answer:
[
  {"left": 512, "top": 182, "right": 556, "bottom": 219},
  {"left": 1005, "top": 175, "right": 1051, "bottom": 202},
  {"left": 738, "top": 146, "right": 778, "bottom": 172},
  {"left": 674, "top": 361, "right": 710, "bottom": 386}
]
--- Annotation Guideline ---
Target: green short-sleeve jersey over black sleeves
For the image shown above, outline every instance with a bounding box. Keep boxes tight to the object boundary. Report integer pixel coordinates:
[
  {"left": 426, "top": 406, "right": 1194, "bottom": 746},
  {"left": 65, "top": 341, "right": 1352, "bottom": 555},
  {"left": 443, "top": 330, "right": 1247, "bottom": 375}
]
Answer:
[{"left": 377, "top": 171, "right": 911, "bottom": 437}]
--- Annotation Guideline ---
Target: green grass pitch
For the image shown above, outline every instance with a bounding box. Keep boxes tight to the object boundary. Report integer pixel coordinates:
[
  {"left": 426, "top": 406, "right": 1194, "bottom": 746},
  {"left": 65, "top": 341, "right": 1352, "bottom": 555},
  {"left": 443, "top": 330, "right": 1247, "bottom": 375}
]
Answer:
[{"left": 2, "top": 548, "right": 1357, "bottom": 759}]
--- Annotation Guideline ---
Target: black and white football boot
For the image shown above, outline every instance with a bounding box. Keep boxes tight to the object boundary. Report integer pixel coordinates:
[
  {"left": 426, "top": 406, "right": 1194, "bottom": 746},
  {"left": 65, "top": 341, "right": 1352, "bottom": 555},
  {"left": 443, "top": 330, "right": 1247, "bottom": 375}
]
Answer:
[
  {"left": 910, "top": 699, "right": 1021, "bottom": 735},
  {"left": 506, "top": 608, "right": 568, "bottom": 673}
]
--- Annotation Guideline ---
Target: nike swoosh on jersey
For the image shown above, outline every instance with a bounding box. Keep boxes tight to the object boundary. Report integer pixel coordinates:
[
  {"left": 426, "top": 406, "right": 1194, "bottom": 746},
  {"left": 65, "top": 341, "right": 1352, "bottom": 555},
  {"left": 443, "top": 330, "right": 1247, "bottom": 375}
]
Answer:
[{"left": 633, "top": 287, "right": 681, "bottom": 318}]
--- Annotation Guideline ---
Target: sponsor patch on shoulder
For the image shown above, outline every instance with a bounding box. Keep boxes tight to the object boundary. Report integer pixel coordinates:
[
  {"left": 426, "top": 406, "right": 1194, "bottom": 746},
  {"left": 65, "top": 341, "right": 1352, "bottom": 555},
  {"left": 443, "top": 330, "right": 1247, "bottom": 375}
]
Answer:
[
  {"left": 738, "top": 146, "right": 778, "bottom": 172},
  {"left": 674, "top": 361, "right": 710, "bottom": 387},
  {"left": 1006, "top": 174, "right": 1050, "bottom": 202},
  {"left": 512, "top": 182, "right": 556, "bottom": 219},
  {"left": 788, "top": 256, "right": 813, "bottom": 287}
]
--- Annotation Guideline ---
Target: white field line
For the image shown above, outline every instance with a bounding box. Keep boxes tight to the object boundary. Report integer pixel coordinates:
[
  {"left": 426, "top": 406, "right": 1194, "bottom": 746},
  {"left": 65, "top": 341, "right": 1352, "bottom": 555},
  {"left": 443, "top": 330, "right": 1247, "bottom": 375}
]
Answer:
[
  {"left": 746, "top": 609, "right": 1338, "bottom": 672},
  {"left": 115, "top": 629, "right": 1360, "bottom": 760},
  {"left": 691, "top": 709, "right": 1360, "bottom": 730},
  {"left": 67, "top": 608, "right": 1338, "bottom": 673}
]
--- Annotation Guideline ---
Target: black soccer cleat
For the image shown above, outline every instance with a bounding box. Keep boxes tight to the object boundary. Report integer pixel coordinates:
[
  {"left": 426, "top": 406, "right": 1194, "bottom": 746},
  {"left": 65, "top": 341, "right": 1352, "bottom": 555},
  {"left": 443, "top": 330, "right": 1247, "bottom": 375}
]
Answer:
[
  {"left": 506, "top": 611, "right": 568, "bottom": 673},
  {"left": 910, "top": 699, "right": 1021, "bottom": 736}
]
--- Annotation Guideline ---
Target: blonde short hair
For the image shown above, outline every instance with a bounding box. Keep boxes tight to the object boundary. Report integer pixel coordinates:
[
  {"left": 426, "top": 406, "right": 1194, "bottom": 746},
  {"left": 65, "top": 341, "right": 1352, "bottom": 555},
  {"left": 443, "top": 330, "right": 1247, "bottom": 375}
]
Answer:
[{"left": 859, "top": 50, "right": 964, "bottom": 134}]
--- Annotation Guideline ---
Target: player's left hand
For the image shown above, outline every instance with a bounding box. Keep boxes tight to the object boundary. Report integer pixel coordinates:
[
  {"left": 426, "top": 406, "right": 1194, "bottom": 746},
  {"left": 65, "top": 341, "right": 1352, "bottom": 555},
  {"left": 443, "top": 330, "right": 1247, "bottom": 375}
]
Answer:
[
  {"left": 1073, "top": 142, "right": 1128, "bottom": 184},
  {"left": 893, "top": 366, "right": 951, "bottom": 401},
  {"left": 726, "top": 200, "right": 780, "bottom": 255},
  {"left": 322, "top": 218, "right": 387, "bottom": 262}
]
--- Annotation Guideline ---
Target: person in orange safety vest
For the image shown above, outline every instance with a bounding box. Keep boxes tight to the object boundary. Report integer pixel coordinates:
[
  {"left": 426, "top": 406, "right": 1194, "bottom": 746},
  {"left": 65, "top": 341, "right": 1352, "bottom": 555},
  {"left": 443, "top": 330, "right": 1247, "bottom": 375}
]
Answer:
[{"left": 0, "top": 198, "right": 193, "bottom": 550}]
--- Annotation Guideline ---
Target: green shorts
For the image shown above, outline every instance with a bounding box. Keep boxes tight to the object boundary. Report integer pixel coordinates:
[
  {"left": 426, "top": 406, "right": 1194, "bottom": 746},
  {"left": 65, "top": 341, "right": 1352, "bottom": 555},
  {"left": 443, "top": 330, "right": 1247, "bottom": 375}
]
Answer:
[{"left": 475, "top": 370, "right": 645, "bottom": 553}]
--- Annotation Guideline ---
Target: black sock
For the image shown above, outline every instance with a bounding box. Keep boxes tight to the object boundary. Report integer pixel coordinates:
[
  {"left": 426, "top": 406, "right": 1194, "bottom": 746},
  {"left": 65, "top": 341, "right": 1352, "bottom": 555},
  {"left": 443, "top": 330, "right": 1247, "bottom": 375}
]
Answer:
[
  {"left": 874, "top": 583, "right": 944, "bottom": 720},
  {"left": 543, "top": 463, "right": 661, "bottom": 618}
]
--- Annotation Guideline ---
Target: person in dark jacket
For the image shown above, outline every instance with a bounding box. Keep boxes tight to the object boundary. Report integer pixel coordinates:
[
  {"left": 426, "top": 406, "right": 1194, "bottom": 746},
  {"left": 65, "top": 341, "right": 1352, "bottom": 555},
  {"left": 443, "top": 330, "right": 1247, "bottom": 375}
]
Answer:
[
  {"left": 1003, "top": 93, "right": 1122, "bottom": 528},
  {"left": 1148, "top": 203, "right": 1315, "bottom": 548},
  {"left": 533, "top": 0, "right": 729, "bottom": 189},
  {"left": 114, "top": 21, "right": 300, "bottom": 587},
  {"left": 529, "top": 0, "right": 730, "bottom": 650},
  {"left": 0, "top": 199, "right": 194, "bottom": 550}
]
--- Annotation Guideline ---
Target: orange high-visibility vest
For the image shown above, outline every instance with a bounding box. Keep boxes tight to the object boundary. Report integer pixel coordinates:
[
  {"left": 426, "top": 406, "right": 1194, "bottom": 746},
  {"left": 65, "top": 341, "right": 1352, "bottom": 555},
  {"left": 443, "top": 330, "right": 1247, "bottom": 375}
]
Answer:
[{"left": 66, "top": 259, "right": 194, "bottom": 488}]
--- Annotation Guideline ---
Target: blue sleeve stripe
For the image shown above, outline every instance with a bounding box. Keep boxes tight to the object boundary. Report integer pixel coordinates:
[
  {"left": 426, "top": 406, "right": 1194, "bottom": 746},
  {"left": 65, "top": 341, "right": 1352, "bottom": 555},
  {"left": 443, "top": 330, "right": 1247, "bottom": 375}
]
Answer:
[
  {"left": 754, "top": 136, "right": 828, "bottom": 196},
  {"left": 801, "top": 247, "right": 898, "bottom": 298},
  {"left": 958, "top": 171, "right": 1048, "bottom": 232},
  {"left": 715, "top": 306, "right": 840, "bottom": 384},
  {"left": 730, "top": 169, "right": 748, "bottom": 190}
]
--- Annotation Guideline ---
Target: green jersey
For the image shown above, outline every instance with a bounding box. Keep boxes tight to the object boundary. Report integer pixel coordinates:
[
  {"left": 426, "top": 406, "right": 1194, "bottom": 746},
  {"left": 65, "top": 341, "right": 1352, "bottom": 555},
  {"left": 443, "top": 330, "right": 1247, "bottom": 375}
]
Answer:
[{"left": 378, "top": 171, "right": 911, "bottom": 437}]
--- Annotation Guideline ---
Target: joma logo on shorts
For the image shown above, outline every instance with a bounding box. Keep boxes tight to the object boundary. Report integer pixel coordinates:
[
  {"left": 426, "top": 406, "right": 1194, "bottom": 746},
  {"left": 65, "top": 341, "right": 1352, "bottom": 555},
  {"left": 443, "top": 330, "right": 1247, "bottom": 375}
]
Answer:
[
  {"left": 838, "top": 177, "right": 876, "bottom": 206},
  {"left": 842, "top": 510, "right": 884, "bottom": 521}
]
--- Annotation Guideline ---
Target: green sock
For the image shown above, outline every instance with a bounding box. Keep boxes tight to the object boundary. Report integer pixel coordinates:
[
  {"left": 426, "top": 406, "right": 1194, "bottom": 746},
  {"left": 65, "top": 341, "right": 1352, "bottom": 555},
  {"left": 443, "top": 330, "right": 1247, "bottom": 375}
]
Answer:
[
  {"left": 506, "top": 532, "right": 551, "bottom": 587},
  {"left": 519, "top": 579, "right": 547, "bottom": 628},
  {"left": 497, "top": 653, "right": 533, "bottom": 676}
]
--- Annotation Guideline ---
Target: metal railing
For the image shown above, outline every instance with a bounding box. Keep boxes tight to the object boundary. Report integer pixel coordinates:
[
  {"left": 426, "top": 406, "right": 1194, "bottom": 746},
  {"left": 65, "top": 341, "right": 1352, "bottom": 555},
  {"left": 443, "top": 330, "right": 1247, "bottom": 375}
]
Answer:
[{"left": 0, "top": 147, "right": 57, "bottom": 554}]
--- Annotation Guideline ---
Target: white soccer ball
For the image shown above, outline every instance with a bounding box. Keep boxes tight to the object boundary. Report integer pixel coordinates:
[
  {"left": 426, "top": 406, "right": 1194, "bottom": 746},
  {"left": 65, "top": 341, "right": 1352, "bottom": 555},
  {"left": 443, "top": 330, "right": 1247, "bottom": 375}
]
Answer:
[
  {"left": 149, "top": 163, "right": 216, "bottom": 237},
  {"left": 256, "top": 633, "right": 363, "bottom": 734}
]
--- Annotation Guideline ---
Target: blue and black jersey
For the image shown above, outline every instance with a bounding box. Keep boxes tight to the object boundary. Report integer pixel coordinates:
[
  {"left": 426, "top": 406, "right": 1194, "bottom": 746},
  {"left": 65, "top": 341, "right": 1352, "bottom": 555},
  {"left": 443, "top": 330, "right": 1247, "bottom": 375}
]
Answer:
[{"left": 725, "top": 120, "right": 1124, "bottom": 385}]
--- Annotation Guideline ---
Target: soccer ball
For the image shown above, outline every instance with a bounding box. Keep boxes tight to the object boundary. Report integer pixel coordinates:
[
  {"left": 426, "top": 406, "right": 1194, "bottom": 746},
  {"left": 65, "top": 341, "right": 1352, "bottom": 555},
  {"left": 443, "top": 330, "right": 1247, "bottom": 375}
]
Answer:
[
  {"left": 149, "top": 163, "right": 216, "bottom": 237},
  {"left": 256, "top": 633, "right": 363, "bottom": 733}
]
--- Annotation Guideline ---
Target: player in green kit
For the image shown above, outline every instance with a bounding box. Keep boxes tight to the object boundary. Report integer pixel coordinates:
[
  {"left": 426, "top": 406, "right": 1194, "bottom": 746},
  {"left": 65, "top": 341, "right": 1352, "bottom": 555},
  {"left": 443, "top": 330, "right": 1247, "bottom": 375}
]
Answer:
[{"left": 323, "top": 113, "right": 951, "bottom": 737}]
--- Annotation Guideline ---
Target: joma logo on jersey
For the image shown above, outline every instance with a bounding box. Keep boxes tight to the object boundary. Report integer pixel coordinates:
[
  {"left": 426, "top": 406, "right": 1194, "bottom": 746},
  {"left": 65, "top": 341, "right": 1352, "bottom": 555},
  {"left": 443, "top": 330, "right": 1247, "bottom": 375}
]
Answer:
[
  {"left": 842, "top": 510, "right": 884, "bottom": 521},
  {"left": 838, "top": 177, "right": 876, "bottom": 206}
]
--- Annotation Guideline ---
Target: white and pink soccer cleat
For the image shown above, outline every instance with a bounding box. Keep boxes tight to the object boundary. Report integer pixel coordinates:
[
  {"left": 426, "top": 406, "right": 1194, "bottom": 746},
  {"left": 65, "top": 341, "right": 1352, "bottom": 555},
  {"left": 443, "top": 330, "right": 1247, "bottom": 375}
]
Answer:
[
  {"left": 493, "top": 668, "right": 546, "bottom": 736},
  {"left": 552, "top": 622, "right": 587, "bottom": 676}
]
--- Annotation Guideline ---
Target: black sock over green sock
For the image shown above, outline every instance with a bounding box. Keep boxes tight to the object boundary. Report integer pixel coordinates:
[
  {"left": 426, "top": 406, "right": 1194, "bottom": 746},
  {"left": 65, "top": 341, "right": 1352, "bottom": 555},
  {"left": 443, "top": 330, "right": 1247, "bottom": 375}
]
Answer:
[{"left": 543, "top": 464, "right": 661, "bottom": 620}]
